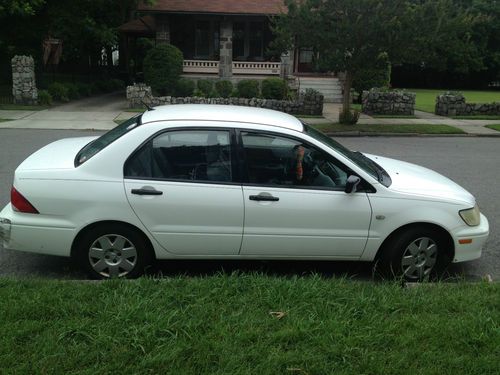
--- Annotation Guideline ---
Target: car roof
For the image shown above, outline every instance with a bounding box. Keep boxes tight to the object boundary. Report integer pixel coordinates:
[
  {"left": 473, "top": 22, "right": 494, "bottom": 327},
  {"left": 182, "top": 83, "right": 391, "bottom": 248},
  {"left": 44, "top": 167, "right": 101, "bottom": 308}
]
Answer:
[{"left": 140, "top": 104, "right": 304, "bottom": 132}]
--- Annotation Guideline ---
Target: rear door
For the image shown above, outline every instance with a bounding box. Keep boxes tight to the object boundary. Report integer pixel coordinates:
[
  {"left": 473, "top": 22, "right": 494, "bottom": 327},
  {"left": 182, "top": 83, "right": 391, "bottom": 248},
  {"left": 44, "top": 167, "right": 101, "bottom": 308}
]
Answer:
[{"left": 124, "top": 128, "right": 244, "bottom": 256}]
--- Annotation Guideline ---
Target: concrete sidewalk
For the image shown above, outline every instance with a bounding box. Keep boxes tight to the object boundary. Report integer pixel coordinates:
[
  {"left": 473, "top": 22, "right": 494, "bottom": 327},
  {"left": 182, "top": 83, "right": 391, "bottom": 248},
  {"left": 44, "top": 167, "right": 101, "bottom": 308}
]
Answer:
[{"left": 1, "top": 100, "right": 499, "bottom": 135}]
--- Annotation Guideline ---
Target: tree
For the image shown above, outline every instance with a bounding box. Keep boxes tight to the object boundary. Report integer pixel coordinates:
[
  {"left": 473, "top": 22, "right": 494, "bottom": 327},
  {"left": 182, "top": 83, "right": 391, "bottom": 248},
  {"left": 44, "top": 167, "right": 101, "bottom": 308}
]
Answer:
[{"left": 272, "top": 0, "right": 480, "bottom": 119}]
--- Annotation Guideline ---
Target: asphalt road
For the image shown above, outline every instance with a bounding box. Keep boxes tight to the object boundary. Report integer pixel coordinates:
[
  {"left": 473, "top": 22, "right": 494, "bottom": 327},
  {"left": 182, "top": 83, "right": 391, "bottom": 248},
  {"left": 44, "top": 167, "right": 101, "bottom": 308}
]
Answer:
[{"left": 0, "top": 129, "right": 498, "bottom": 280}]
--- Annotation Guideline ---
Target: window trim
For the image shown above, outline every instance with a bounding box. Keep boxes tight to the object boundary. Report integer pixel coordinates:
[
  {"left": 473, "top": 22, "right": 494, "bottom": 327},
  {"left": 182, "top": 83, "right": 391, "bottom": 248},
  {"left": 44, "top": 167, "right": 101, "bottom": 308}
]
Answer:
[
  {"left": 123, "top": 126, "right": 240, "bottom": 186},
  {"left": 235, "top": 129, "right": 376, "bottom": 193}
]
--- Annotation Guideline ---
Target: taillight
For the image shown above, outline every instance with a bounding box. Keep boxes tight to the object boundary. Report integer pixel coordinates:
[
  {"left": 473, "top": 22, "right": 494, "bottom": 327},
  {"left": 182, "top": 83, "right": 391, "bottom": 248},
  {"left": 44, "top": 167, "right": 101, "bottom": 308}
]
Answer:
[{"left": 11, "top": 187, "right": 39, "bottom": 214}]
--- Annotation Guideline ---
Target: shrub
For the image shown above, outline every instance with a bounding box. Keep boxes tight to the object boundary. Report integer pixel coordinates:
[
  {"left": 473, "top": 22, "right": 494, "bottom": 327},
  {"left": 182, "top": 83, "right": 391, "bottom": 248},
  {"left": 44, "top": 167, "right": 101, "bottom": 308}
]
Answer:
[
  {"left": 261, "top": 78, "right": 287, "bottom": 100},
  {"left": 215, "top": 80, "right": 233, "bottom": 98},
  {"left": 175, "top": 78, "right": 195, "bottom": 97},
  {"left": 352, "top": 52, "right": 391, "bottom": 103},
  {"left": 193, "top": 88, "right": 204, "bottom": 97},
  {"left": 197, "top": 79, "right": 214, "bottom": 97},
  {"left": 37, "top": 90, "right": 52, "bottom": 106},
  {"left": 237, "top": 80, "right": 260, "bottom": 98},
  {"left": 75, "top": 82, "right": 92, "bottom": 97},
  {"left": 339, "top": 108, "right": 360, "bottom": 125},
  {"left": 108, "top": 79, "right": 125, "bottom": 91},
  {"left": 303, "top": 88, "right": 322, "bottom": 99},
  {"left": 143, "top": 44, "right": 183, "bottom": 96},
  {"left": 48, "top": 82, "right": 69, "bottom": 102},
  {"left": 64, "top": 83, "right": 80, "bottom": 100},
  {"left": 89, "top": 82, "right": 102, "bottom": 95}
]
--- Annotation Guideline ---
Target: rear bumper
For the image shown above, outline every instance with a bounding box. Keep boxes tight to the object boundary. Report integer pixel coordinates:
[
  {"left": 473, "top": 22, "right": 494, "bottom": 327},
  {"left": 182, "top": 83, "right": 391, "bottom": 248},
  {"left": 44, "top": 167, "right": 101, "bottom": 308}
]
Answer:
[
  {"left": 0, "top": 203, "right": 75, "bottom": 257},
  {"left": 451, "top": 213, "right": 489, "bottom": 263}
]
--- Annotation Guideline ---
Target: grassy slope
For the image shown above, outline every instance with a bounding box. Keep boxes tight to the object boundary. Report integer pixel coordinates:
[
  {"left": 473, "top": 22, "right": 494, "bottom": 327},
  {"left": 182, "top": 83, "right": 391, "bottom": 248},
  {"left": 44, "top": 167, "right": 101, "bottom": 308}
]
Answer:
[
  {"left": 408, "top": 89, "right": 500, "bottom": 113},
  {"left": 0, "top": 276, "right": 498, "bottom": 374},
  {"left": 485, "top": 124, "right": 500, "bottom": 132},
  {"left": 312, "top": 123, "right": 465, "bottom": 134}
]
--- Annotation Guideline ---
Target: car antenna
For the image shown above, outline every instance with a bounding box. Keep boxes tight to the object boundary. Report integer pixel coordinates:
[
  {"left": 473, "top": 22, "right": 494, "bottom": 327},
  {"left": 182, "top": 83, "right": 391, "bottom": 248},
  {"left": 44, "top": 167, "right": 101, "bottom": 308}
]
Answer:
[{"left": 141, "top": 100, "right": 155, "bottom": 111}]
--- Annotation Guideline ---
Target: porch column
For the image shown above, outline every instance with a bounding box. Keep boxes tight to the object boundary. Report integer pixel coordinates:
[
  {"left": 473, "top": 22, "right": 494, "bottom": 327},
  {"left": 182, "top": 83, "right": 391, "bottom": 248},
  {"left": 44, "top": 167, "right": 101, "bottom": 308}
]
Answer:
[
  {"left": 155, "top": 15, "right": 170, "bottom": 44},
  {"left": 280, "top": 51, "right": 292, "bottom": 79},
  {"left": 219, "top": 20, "right": 233, "bottom": 79}
]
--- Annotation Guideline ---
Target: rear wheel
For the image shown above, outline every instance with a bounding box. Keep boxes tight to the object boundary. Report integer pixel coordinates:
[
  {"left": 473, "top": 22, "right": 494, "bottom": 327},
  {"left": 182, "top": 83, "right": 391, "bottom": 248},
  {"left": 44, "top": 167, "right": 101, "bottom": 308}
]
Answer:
[
  {"left": 75, "top": 224, "right": 152, "bottom": 279},
  {"left": 376, "top": 227, "right": 451, "bottom": 281}
]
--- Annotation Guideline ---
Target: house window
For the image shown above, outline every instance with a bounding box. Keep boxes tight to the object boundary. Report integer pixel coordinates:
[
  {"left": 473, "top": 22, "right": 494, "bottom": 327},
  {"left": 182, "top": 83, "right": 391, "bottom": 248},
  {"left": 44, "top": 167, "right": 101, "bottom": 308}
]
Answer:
[
  {"left": 249, "top": 22, "right": 264, "bottom": 60},
  {"left": 232, "top": 20, "right": 266, "bottom": 61},
  {"left": 195, "top": 20, "right": 220, "bottom": 60},
  {"left": 233, "top": 22, "right": 245, "bottom": 60}
]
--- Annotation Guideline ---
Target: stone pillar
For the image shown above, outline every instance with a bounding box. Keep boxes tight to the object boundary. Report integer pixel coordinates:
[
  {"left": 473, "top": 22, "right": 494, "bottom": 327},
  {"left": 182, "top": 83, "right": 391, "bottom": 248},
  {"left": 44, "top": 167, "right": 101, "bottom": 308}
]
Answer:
[
  {"left": 156, "top": 15, "right": 170, "bottom": 44},
  {"left": 11, "top": 55, "right": 38, "bottom": 105},
  {"left": 219, "top": 20, "right": 233, "bottom": 79},
  {"left": 280, "top": 51, "right": 292, "bottom": 79}
]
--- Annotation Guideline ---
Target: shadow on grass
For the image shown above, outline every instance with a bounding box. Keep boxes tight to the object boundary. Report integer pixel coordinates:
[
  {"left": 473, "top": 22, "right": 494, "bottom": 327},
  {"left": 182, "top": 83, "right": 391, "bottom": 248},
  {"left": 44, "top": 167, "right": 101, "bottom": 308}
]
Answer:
[{"left": 0, "top": 247, "right": 482, "bottom": 282}]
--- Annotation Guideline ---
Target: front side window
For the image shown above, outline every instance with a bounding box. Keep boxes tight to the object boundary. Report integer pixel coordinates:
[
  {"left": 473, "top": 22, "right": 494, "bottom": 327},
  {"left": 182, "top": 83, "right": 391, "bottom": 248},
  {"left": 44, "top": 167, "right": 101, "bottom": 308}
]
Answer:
[
  {"left": 241, "top": 132, "right": 349, "bottom": 189},
  {"left": 125, "top": 130, "right": 233, "bottom": 184},
  {"left": 76, "top": 115, "right": 140, "bottom": 166}
]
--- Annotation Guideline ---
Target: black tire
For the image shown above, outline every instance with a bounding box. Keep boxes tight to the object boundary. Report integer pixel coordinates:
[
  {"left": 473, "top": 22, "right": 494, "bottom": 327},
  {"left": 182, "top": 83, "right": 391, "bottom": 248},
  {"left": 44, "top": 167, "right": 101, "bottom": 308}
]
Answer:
[
  {"left": 375, "top": 227, "right": 451, "bottom": 282},
  {"left": 75, "top": 223, "right": 153, "bottom": 279}
]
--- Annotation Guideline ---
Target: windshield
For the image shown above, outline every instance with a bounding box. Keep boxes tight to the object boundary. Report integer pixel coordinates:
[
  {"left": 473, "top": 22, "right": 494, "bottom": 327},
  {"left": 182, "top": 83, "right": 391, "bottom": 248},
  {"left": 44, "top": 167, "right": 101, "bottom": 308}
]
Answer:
[
  {"left": 75, "top": 115, "right": 141, "bottom": 166},
  {"left": 303, "top": 124, "right": 392, "bottom": 187}
]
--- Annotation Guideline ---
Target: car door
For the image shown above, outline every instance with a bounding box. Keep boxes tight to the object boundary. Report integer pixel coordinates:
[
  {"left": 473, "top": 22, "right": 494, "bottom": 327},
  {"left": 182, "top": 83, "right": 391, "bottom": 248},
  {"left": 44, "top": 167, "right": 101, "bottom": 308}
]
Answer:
[
  {"left": 124, "top": 128, "right": 244, "bottom": 256},
  {"left": 239, "top": 131, "right": 372, "bottom": 258}
]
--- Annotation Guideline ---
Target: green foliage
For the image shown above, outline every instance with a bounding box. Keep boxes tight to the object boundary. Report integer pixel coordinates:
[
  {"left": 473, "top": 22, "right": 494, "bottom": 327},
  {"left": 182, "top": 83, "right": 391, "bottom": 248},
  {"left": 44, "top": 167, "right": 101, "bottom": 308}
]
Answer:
[
  {"left": 0, "top": 0, "right": 45, "bottom": 16},
  {"left": 175, "top": 78, "right": 195, "bottom": 97},
  {"left": 192, "top": 88, "right": 204, "bottom": 97},
  {"left": 143, "top": 44, "right": 183, "bottom": 96},
  {"left": 75, "top": 82, "right": 92, "bottom": 97},
  {"left": 37, "top": 89, "right": 52, "bottom": 105},
  {"left": 64, "top": 82, "right": 80, "bottom": 100},
  {"left": 237, "top": 80, "right": 260, "bottom": 98},
  {"left": 353, "top": 52, "right": 391, "bottom": 102},
  {"left": 261, "top": 78, "right": 288, "bottom": 100},
  {"left": 215, "top": 80, "right": 233, "bottom": 98},
  {"left": 197, "top": 79, "right": 214, "bottom": 97},
  {"left": 339, "top": 109, "right": 361, "bottom": 125},
  {"left": 303, "top": 88, "right": 322, "bottom": 99},
  {"left": 48, "top": 82, "right": 69, "bottom": 102}
]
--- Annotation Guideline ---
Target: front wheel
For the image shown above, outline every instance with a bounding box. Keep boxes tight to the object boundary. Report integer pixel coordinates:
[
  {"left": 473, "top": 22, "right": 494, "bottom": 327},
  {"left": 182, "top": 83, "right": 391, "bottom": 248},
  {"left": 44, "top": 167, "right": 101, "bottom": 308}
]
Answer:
[
  {"left": 376, "top": 227, "right": 451, "bottom": 281},
  {"left": 75, "top": 224, "right": 152, "bottom": 279}
]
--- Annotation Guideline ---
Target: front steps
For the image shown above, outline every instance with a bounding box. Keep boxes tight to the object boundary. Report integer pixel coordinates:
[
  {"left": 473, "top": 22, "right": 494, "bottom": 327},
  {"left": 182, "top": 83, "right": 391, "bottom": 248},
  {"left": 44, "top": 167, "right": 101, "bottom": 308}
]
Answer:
[{"left": 297, "top": 77, "right": 343, "bottom": 103}]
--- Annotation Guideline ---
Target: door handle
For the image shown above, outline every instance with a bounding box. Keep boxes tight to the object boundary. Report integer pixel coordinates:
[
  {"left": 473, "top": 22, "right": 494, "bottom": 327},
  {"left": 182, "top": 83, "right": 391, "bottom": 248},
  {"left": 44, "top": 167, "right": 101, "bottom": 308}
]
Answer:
[
  {"left": 131, "top": 188, "right": 163, "bottom": 196},
  {"left": 249, "top": 194, "right": 279, "bottom": 202}
]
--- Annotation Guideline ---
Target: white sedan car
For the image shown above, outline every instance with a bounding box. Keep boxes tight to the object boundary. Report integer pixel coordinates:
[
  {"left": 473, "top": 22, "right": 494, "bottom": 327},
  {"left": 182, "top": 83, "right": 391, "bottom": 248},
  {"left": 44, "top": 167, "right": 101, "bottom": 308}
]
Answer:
[{"left": 0, "top": 105, "right": 489, "bottom": 280}]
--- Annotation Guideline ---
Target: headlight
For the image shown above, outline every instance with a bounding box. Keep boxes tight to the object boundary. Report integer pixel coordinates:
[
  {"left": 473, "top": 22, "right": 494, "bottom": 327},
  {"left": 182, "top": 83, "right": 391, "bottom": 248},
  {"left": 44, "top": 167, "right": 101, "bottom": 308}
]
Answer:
[{"left": 459, "top": 204, "right": 481, "bottom": 226}]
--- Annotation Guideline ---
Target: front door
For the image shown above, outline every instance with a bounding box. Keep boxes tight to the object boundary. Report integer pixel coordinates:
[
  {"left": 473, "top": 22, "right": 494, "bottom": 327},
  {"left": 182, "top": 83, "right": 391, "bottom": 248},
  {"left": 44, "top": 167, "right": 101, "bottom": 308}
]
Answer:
[
  {"left": 239, "top": 131, "right": 372, "bottom": 258},
  {"left": 124, "top": 128, "right": 244, "bottom": 256}
]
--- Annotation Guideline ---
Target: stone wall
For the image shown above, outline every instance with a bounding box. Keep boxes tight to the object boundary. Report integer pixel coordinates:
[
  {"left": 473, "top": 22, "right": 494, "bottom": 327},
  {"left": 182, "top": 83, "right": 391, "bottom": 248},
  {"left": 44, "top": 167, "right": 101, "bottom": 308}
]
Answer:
[
  {"left": 126, "top": 83, "right": 153, "bottom": 108},
  {"left": 126, "top": 84, "right": 323, "bottom": 115},
  {"left": 435, "top": 92, "right": 500, "bottom": 116},
  {"left": 362, "top": 89, "right": 415, "bottom": 115},
  {"left": 11, "top": 55, "right": 38, "bottom": 105}
]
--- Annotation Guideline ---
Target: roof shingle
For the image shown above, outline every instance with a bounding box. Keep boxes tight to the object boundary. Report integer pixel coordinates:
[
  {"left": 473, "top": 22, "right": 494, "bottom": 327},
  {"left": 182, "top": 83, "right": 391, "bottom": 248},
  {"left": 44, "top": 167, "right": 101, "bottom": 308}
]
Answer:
[{"left": 138, "top": 0, "right": 286, "bottom": 15}]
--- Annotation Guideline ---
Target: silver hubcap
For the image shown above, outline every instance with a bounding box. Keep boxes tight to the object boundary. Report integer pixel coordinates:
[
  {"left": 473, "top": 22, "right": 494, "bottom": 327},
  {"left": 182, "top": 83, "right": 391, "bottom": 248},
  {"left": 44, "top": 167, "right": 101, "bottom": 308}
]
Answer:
[
  {"left": 401, "top": 237, "right": 437, "bottom": 280},
  {"left": 88, "top": 234, "right": 138, "bottom": 278}
]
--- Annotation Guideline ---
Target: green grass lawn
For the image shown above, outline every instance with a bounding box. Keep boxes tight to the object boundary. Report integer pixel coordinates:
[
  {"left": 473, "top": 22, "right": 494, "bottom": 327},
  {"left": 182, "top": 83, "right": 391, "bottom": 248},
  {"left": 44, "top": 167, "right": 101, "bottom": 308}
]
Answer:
[
  {"left": 312, "top": 123, "right": 465, "bottom": 134},
  {"left": 485, "top": 124, "right": 500, "bottom": 132},
  {"left": 0, "top": 104, "right": 50, "bottom": 111},
  {"left": 406, "top": 89, "right": 500, "bottom": 113},
  {"left": 0, "top": 276, "right": 498, "bottom": 374}
]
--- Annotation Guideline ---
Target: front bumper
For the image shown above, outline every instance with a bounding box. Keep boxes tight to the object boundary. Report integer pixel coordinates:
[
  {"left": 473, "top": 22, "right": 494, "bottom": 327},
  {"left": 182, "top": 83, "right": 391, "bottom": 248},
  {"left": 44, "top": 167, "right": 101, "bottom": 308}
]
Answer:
[{"left": 452, "top": 213, "right": 489, "bottom": 263}]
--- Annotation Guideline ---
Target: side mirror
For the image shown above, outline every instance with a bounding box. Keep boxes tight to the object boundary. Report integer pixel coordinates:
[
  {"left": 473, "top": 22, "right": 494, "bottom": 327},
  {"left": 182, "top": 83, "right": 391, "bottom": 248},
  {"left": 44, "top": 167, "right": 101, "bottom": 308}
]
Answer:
[{"left": 345, "top": 175, "right": 361, "bottom": 194}]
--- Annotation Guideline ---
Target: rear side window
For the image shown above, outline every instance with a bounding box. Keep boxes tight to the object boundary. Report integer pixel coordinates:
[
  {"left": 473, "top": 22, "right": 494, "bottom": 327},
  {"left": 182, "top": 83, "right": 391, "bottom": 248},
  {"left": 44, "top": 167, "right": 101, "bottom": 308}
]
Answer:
[
  {"left": 75, "top": 115, "right": 141, "bottom": 166},
  {"left": 125, "top": 129, "right": 233, "bottom": 183}
]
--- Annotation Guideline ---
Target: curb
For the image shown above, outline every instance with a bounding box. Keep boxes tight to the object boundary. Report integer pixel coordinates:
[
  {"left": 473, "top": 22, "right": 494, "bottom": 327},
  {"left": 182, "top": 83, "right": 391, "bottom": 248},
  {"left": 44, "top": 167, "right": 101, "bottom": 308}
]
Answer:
[{"left": 325, "top": 132, "right": 500, "bottom": 137}]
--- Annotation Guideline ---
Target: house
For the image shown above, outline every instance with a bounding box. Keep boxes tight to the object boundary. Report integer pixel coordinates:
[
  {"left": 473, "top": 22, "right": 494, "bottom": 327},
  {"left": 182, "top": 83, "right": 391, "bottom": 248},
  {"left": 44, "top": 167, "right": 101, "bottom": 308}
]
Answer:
[{"left": 118, "top": 0, "right": 342, "bottom": 102}]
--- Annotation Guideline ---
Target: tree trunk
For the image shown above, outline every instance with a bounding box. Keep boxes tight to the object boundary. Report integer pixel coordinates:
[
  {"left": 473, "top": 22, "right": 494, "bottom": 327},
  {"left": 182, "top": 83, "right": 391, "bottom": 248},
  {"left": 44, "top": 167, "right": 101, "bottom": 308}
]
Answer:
[{"left": 342, "top": 70, "right": 352, "bottom": 114}]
